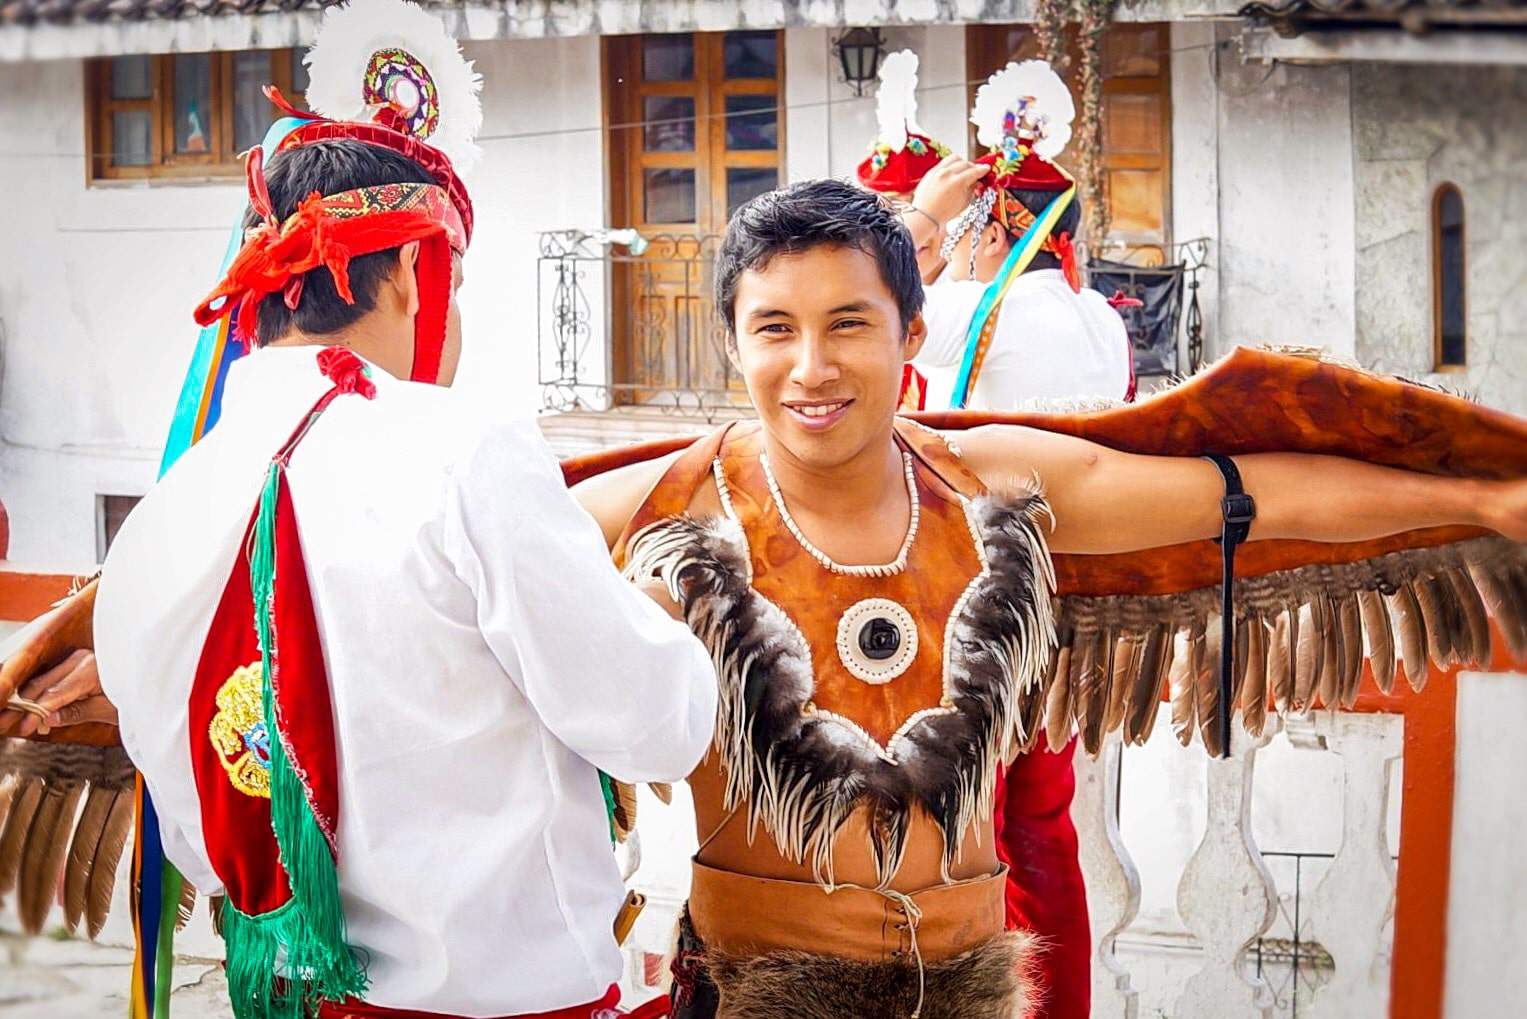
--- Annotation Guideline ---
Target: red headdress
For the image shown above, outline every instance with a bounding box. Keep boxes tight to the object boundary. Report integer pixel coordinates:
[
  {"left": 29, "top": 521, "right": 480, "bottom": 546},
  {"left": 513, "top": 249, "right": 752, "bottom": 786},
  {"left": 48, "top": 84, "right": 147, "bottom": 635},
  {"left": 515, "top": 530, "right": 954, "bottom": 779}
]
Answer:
[
  {"left": 944, "top": 60, "right": 1082, "bottom": 290},
  {"left": 193, "top": 0, "right": 482, "bottom": 385},
  {"left": 855, "top": 50, "right": 951, "bottom": 196}
]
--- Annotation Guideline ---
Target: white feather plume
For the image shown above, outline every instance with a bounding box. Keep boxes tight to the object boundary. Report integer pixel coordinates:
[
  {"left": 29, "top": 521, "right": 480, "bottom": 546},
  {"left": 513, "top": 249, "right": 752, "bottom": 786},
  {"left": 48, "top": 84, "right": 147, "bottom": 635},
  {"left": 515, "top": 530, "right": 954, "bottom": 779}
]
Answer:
[
  {"left": 874, "top": 49, "right": 922, "bottom": 153},
  {"left": 970, "top": 59, "right": 1074, "bottom": 161},
  {"left": 304, "top": 0, "right": 484, "bottom": 172}
]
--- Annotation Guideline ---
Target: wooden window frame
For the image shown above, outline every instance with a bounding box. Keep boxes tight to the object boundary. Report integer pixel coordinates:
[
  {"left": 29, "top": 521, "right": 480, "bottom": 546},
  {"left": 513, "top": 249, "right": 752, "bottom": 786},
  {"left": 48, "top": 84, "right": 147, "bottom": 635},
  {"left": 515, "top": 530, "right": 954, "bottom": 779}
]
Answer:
[
  {"left": 604, "top": 31, "right": 786, "bottom": 238},
  {"left": 602, "top": 31, "right": 786, "bottom": 404},
  {"left": 85, "top": 49, "right": 304, "bottom": 185},
  {"left": 1431, "top": 181, "right": 1467, "bottom": 372}
]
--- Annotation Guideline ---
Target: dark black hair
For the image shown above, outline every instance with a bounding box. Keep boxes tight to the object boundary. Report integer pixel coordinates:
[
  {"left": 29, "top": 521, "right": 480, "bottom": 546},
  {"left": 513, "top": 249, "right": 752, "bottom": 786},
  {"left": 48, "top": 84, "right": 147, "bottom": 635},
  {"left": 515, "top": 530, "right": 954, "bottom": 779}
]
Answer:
[
  {"left": 1001, "top": 187, "right": 1082, "bottom": 272},
  {"left": 715, "top": 178, "right": 924, "bottom": 335},
  {"left": 244, "top": 139, "right": 436, "bottom": 346},
  {"left": 1010, "top": 187, "right": 1082, "bottom": 240}
]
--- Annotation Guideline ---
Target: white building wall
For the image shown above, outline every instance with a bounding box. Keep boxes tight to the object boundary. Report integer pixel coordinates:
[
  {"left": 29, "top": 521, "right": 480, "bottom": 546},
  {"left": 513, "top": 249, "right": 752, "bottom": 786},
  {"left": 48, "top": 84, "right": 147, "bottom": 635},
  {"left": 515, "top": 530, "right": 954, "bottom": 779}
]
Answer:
[
  {"left": 1351, "top": 63, "right": 1527, "bottom": 415},
  {"left": 0, "top": 57, "right": 238, "bottom": 571},
  {"left": 456, "top": 35, "right": 606, "bottom": 409},
  {"left": 1168, "top": 20, "right": 1221, "bottom": 364},
  {"left": 1446, "top": 671, "right": 1527, "bottom": 1015}
]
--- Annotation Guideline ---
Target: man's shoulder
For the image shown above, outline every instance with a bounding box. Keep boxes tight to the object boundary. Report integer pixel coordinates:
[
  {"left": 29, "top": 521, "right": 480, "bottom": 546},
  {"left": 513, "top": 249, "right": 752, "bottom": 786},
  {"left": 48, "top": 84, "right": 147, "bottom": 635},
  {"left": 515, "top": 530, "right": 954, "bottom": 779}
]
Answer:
[{"left": 348, "top": 381, "right": 549, "bottom": 470}]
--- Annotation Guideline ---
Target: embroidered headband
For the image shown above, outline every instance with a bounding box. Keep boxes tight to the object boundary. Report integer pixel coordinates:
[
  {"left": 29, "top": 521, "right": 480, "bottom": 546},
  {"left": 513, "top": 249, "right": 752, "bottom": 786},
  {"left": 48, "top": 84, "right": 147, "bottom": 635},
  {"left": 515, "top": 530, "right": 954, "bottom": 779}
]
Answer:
[{"left": 193, "top": 146, "right": 465, "bottom": 381}]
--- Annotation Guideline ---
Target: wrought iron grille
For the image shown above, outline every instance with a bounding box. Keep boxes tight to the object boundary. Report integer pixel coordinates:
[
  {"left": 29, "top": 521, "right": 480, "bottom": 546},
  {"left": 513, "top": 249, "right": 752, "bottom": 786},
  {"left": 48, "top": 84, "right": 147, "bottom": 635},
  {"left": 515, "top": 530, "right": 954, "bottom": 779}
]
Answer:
[
  {"left": 537, "top": 229, "right": 750, "bottom": 418},
  {"left": 1088, "top": 237, "right": 1210, "bottom": 377}
]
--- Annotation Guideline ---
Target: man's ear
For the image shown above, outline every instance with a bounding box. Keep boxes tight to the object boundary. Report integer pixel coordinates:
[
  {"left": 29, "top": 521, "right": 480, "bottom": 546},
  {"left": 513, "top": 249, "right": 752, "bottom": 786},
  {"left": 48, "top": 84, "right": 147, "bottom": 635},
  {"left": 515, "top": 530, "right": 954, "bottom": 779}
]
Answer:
[
  {"left": 903, "top": 311, "right": 928, "bottom": 362},
  {"left": 724, "top": 328, "right": 742, "bottom": 372},
  {"left": 394, "top": 240, "right": 422, "bottom": 317},
  {"left": 979, "top": 221, "right": 1007, "bottom": 257}
]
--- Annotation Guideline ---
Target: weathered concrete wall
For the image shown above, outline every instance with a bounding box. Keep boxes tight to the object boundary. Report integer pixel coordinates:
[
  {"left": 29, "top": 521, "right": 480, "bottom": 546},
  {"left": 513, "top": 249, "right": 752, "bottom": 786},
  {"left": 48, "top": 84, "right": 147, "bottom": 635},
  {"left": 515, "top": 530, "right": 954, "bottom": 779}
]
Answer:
[
  {"left": 1215, "top": 57, "right": 1358, "bottom": 358},
  {"left": 1351, "top": 64, "right": 1527, "bottom": 415}
]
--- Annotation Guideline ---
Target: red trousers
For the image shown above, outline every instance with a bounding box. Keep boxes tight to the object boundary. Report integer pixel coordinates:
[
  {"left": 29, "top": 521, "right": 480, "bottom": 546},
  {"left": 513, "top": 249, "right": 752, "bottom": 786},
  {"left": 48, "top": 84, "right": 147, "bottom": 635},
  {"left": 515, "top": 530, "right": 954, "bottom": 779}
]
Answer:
[
  {"left": 316, "top": 984, "right": 623, "bottom": 1019},
  {"left": 994, "top": 738, "right": 1091, "bottom": 1019}
]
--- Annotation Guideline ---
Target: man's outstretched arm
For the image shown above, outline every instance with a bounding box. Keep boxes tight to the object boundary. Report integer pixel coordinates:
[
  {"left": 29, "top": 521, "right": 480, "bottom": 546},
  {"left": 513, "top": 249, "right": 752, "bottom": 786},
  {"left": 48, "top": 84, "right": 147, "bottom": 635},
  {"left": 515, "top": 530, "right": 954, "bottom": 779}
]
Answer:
[{"left": 958, "top": 424, "right": 1527, "bottom": 554}]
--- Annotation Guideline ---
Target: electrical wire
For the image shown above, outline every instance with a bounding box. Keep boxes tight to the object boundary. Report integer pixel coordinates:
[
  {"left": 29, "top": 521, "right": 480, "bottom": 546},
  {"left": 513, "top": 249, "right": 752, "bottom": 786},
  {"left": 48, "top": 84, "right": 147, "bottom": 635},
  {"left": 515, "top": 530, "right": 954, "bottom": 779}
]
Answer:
[{"left": 0, "top": 37, "right": 1233, "bottom": 162}]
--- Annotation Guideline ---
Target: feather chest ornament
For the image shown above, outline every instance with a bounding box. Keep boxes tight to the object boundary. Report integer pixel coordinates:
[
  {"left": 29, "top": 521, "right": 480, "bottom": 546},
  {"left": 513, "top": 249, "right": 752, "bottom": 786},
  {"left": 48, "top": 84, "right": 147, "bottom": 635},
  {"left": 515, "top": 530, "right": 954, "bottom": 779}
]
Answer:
[{"left": 624, "top": 421, "right": 1057, "bottom": 887}]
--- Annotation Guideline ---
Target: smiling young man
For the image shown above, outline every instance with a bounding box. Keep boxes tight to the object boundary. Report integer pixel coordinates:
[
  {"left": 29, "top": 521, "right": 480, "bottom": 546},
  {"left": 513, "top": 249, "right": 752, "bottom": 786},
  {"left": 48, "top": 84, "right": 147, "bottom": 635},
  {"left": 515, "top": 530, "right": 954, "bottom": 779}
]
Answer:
[{"left": 569, "top": 178, "right": 1527, "bottom": 1019}]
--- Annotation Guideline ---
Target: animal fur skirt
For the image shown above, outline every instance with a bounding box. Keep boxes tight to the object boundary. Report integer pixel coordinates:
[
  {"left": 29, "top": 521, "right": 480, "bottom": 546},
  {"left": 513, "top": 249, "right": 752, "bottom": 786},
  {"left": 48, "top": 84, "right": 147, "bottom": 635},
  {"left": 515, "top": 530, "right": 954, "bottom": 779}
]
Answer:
[{"left": 666, "top": 911, "right": 1040, "bottom": 1019}]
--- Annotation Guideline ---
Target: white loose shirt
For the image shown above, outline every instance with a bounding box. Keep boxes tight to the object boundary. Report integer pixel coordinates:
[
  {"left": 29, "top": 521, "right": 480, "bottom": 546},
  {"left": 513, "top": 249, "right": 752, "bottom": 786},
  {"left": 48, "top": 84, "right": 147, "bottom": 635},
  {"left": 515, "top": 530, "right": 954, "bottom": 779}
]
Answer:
[
  {"left": 914, "top": 269, "right": 1133, "bottom": 410},
  {"left": 95, "top": 346, "right": 717, "bottom": 1016}
]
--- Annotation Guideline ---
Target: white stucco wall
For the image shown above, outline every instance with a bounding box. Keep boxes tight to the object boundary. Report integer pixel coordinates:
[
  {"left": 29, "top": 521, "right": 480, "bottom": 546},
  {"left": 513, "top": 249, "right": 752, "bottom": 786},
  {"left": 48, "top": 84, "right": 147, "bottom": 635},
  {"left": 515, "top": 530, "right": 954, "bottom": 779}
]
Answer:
[
  {"left": 0, "top": 57, "right": 238, "bottom": 571},
  {"left": 1445, "top": 671, "right": 1527, "bottom": 1016},
  {"left": 1213, "top": 54, "right": 1358, "bottom": 358},
  {"left": 457, "top": 35, "right": 606, "bottom": 406},
  {"left": 1168, "top": 20, "right": 1222, "bottom": 366}
]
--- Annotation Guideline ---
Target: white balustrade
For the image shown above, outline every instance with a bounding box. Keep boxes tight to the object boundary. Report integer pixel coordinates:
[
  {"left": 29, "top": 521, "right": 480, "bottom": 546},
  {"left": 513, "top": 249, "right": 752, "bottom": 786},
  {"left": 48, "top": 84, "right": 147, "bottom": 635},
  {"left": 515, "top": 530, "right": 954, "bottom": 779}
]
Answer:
[
  {"left": 1072, "top": 732, "right": 1142, "bottom": 1018},
  {"left": 1299, "top": 713, "right": 1402, "bottom": 1019}
]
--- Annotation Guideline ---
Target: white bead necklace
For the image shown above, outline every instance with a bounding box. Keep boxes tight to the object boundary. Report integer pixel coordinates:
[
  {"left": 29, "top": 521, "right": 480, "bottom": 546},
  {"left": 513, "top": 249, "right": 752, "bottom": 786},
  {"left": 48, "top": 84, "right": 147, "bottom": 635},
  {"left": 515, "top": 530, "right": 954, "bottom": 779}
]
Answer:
[{"left": 759, "top": 450, "right": 920, "bottom": 577}]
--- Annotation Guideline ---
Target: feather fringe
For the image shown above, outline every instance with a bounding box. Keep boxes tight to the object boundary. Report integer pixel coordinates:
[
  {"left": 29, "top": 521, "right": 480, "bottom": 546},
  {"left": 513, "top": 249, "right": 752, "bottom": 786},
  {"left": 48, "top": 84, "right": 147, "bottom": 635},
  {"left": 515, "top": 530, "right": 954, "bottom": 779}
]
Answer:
[
  {"left": 625, "top": 490, "right": 1055, "bottom": 888},
  {"left": 1047, "top": 535, "right": 1526, "bottom": 750}
]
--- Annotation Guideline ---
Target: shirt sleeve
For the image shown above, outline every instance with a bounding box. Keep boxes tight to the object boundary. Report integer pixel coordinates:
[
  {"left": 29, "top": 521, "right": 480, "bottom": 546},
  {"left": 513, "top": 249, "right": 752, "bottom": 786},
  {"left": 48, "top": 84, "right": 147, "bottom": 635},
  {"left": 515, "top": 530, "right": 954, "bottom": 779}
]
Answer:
[
  {"left": 442, "top": 415, "right": 718, "bottom": 783},
  {"left": 913, "top": 280, "right": 986, "bottom": 370}
]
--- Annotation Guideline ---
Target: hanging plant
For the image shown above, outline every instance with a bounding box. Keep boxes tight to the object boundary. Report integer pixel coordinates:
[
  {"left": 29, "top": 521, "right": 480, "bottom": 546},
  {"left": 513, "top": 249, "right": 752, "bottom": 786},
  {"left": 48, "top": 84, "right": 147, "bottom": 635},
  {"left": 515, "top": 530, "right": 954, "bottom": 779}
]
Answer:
[
  {"left": 1029, "top": 0, "right": 1119, "bottom": 252},
  {"left": 1034, "top": 0, "right": 1071, "bottom": 76},
  {"left": 1076, "top": 0, "right": 1118, "bottom": 248}
]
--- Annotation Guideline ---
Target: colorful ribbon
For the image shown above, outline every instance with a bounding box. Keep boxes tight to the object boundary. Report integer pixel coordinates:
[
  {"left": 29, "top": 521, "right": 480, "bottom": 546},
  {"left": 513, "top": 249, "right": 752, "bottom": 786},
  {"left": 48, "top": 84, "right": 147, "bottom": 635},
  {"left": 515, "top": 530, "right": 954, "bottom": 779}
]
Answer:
[
  {"left": 948, "top": 184, "right": 1076, "bottom": 410},
  {"left": 130, "top": 115, "right": 308, "bottom": 1019}
]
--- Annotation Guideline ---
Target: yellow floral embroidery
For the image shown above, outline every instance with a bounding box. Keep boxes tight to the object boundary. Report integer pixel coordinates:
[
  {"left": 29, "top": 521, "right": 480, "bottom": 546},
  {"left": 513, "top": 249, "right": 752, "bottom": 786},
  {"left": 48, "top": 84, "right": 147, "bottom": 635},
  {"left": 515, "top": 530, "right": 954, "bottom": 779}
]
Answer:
[{"left": 208, "top": 663, "right": 272, "bottom": 799}]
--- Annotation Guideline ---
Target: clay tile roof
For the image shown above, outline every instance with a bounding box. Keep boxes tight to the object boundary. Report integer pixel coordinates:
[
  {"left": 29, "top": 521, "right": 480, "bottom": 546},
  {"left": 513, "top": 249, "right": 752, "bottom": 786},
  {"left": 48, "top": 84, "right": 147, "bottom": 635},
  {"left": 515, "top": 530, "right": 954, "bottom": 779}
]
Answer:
[
  {"left": 0, "top": 0, "right": 440, "bottom": 28},
  {"left": 1239, "top": 0, "right": 1527, "bottom": 30}
]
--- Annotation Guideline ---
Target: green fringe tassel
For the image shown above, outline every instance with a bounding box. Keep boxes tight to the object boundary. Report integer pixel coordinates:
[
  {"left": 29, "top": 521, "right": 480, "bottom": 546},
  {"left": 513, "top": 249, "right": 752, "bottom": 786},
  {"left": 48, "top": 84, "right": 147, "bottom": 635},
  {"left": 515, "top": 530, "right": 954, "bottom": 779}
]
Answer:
[
  {"left": 224, "top": 462, "right": 367, "bottom": 1019},
  {"left": 598, "top": 771, "right": 618, "bottom": 845}
]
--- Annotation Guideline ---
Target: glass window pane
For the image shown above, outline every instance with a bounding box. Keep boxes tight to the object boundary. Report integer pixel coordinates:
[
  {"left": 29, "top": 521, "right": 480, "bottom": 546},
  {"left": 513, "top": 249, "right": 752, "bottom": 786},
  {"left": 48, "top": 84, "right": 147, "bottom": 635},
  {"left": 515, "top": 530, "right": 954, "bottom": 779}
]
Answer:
[
  {"left": 110, "top": 55, "right": 152, "bottom": 100},
  {"left": 173, "top": 54, "right": 213, "bottom": 154},
  {"left": 727, "top": 167, "right": 778, "bottom": 217},
  {"left": 232, "top": 52, "right": 273, "bottom": 155},
  {"left": 643, "top": 96, "right": 695, "bottom": 152},
  {"left": 724, "top": 31, "right": 777, "bottom": 79},
  {"left": 111, "top": 111, "right": 152, "bottom": 167},
  {"left": 290, "top": 47, "right": 311, "bottom": 105},
  {"left": 643, "top": 35, "right": 694, "bottom": 82},
  {"left": 725, "top": 95, "right": 777, "bottom": 151},
  {"left": 644, "top": 168, "right": 696, "bottom": 224}
]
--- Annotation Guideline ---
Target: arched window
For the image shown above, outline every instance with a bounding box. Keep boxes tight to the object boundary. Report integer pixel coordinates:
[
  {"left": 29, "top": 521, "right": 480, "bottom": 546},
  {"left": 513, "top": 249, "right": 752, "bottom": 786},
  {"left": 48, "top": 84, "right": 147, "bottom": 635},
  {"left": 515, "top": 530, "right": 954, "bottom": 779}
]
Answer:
[{"left": 1432, "top": 183, "right": 1466, "bottom": 369}]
